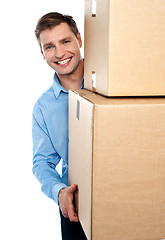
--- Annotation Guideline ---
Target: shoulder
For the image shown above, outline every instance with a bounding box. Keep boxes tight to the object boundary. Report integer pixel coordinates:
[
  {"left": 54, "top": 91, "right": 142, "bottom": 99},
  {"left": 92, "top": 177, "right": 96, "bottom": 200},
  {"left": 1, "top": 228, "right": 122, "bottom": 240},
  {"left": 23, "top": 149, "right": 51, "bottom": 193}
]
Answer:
[
  {"left": 38, "top": 86, "right": 55, "bottom": 105},
  {"left": 33, "top": 85, "right": 54, "bottom": 108},
  {"left": 33, "top": 86, "right": 54, "bottom": 117}
]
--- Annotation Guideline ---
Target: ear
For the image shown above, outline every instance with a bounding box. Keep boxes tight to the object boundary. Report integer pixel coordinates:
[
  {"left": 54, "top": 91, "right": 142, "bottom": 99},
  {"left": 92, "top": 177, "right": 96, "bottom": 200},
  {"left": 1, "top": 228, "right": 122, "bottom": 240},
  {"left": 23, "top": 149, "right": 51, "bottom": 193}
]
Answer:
[
  {"left": 41, "top": 49, "right": 46, "bottom": 59},
  {"left": 77, "top": 33, "right": 82, "bottom": 48}
]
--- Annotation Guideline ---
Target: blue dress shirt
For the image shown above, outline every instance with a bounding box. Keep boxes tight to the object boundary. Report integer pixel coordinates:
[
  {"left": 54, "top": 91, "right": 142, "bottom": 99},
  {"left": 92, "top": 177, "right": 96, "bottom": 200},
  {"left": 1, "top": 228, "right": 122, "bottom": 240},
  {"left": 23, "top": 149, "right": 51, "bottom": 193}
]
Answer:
[{"left": 32, "top": 73, "right": 83, "bottom": 204}]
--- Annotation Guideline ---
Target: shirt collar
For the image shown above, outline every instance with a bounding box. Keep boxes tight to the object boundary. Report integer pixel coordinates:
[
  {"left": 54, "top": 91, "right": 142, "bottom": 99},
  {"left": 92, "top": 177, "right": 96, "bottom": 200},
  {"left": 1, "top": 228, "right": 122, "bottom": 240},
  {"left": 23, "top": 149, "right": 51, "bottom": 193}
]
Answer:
[
  {"left": 52, "top": 72, "right": 84, "bottom": 99},
  {"left": 52, "top": 73, "right": 68, "bottom": 99}
]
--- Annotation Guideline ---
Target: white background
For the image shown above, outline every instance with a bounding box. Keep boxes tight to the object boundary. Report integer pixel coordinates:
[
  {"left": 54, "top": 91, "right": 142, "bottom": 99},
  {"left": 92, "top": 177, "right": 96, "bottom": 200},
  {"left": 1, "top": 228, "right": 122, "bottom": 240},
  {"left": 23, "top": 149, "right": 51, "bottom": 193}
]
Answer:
[{"left": 0, "top": 1, "right": 84, "bottom": 239}]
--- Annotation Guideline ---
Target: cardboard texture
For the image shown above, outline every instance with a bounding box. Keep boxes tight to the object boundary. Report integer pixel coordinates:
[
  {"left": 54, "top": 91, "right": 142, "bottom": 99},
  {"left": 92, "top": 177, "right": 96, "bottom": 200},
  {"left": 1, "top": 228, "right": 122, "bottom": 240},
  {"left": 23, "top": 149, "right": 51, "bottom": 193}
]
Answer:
[
  {"left": 84, "top": 0, "right": 165, "bottom": 96},
  {"left": 69, "top": 89, "right": 165, "bottom": 240}
]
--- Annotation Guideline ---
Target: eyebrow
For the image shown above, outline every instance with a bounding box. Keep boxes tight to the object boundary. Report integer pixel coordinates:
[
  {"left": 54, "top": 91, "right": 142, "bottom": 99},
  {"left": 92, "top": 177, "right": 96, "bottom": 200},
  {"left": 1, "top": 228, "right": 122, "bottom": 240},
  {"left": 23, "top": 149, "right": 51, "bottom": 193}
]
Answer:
[
  {"left": 59, "top": 36, "right": 72, "bottom": 43},
  {"left": 43, "top": 42, "right": 54, "bottom": 49}
]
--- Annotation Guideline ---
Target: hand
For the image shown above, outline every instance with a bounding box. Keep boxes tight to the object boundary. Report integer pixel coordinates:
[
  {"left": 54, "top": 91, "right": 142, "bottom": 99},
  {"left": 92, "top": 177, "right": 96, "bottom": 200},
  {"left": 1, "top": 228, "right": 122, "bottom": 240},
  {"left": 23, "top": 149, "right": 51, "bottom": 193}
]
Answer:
[{"left": 58, "top": 184, "right": 79, "bottom": 222}]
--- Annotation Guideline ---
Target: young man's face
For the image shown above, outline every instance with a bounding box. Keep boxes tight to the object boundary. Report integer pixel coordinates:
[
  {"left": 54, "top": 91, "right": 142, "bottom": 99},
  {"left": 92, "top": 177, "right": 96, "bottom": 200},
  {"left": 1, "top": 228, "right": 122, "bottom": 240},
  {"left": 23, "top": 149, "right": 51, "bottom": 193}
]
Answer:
[{"left": 40, "top": 22, "right": 82, "bottom": 77}]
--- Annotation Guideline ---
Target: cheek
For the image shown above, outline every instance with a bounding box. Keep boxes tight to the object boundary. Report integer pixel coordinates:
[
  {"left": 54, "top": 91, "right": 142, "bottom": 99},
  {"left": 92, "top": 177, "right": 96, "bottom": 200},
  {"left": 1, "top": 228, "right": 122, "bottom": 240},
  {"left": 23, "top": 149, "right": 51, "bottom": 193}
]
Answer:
[
  {"left": 45, "top": 55, "right": 53, "bottom": 64},
  {"left": 75, "top": 48, "right": 81, "bottom": 59},
  {"left": 45, "top": 57, "right": 54, "bottom": 68},
  {"left": 71, "top": 45, "right": 81, "bottom": 57},
  {"left": 68, "top": 42, "right": 80, "bottom": 53}
]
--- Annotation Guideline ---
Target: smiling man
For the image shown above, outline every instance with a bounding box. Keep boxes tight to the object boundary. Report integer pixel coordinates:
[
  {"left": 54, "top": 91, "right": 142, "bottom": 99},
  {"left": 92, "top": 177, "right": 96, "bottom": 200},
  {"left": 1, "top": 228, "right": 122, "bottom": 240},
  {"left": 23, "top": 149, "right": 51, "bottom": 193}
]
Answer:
[{"left": 32, "top": 12, "right": 86, "bottom": 240}]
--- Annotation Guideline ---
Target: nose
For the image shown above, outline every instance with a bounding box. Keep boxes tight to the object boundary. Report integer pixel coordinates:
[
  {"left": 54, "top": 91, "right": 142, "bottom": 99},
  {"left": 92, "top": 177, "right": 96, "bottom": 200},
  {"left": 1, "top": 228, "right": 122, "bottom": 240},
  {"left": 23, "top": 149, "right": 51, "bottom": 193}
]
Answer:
[{"left": 55, "top": 45, "right": 65, "bottom": 59}]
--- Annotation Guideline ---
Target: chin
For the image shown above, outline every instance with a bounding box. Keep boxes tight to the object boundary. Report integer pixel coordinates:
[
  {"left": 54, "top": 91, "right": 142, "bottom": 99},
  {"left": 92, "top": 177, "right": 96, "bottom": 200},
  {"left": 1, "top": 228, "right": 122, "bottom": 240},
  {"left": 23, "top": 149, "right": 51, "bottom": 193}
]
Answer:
[{"left": 57, "top": 67, "right": 76, "bottom": 76}]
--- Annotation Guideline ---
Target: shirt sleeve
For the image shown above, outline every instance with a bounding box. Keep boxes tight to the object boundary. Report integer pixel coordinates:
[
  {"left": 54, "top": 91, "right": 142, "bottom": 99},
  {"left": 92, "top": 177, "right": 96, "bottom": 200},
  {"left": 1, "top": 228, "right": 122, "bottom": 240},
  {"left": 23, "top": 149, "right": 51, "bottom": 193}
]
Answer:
[{"left": 32, "top": 102, "right": 67, "bottom": 204}]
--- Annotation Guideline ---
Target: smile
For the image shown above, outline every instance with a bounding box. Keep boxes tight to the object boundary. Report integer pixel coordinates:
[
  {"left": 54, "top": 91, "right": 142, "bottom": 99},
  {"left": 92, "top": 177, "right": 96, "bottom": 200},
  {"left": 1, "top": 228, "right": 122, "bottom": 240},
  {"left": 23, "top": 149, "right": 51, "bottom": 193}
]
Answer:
[{"left": 56, "top": 57, "right": 72, "bottom": 65}]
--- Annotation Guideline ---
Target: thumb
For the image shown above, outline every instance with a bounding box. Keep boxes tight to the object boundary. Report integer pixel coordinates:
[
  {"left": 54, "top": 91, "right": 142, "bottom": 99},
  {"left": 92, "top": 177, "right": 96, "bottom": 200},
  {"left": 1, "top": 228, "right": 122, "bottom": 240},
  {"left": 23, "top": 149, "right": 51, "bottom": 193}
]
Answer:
[{"left": 70, "top": 184, "right": 77, "bottom": 193}]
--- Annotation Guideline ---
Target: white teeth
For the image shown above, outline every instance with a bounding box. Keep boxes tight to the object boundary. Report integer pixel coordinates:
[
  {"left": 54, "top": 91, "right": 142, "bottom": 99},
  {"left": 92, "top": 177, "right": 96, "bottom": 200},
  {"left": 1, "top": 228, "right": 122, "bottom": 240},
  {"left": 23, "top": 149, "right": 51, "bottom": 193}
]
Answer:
[{"left": 57, "top": 58, "right": 71, "bottom": 65}]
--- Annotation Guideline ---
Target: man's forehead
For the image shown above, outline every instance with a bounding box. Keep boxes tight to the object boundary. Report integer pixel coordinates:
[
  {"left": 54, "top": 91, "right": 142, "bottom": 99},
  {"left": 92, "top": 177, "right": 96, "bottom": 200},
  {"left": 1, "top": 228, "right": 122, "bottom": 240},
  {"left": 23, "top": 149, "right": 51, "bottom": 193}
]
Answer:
[{"left": 40, "top": 23, "right": 74, "bottom": 41}]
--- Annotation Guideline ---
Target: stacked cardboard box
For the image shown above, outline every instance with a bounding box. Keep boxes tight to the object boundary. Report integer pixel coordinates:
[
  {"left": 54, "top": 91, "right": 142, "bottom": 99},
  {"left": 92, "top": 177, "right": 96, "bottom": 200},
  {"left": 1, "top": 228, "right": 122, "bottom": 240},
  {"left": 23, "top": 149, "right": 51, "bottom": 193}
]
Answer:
[
  {"left": 69, "top": 89, "right": 165, "bottom": 240},
  {"left": 84, "top": 0, "right": 165, "bottom": 96},
  {"left": 68, "top": 1, "right": 165, "bottom": 239}
]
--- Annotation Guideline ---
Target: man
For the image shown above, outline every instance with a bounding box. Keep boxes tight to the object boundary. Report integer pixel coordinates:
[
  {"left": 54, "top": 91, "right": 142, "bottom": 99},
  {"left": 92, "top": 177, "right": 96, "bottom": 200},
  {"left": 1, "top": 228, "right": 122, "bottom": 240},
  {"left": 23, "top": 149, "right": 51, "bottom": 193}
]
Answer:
[{"left": 32, "top": 12, "right": 87, "bottom": 240}]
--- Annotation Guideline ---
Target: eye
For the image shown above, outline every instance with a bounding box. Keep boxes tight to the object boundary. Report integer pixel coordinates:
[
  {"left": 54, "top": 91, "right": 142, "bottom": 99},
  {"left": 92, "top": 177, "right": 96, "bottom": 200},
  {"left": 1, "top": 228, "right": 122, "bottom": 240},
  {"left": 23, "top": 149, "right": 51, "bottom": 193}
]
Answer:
[
  {"left": 44, "top": 44, "right": 55, "bottom": 51},
  {"left": 63, "top": 40, "right": 70, "bottom": 44},
  {"left": 46, "top": 45, "right": 52, "bottom": 50}
]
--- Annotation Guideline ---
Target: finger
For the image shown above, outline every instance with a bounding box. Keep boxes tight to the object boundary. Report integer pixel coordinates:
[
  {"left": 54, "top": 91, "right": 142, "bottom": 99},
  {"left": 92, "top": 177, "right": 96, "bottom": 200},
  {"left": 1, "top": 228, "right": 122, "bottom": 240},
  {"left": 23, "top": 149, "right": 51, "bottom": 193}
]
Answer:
[
  {"left": 68, "top": 203, "right": 79, "bottom": 222},
  {"left": 61, "top": 208, "right": 69, "bottom": 218},
  {"left": 67, "top": 184, "right": 77, "bottom": 198},
  {"left": 68, "top": 208, "right": 79, "bottom": 222},
  {"left": 67, "top": 184, "right": 77, "bottom": 194},
  {"left": 71, "top": 184, "right": 77, "bottom": 191}
]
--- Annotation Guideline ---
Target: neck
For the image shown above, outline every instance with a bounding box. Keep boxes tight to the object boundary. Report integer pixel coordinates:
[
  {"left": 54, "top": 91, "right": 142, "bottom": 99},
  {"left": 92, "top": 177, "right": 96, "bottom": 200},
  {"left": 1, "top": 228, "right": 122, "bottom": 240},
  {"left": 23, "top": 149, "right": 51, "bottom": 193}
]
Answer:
[{"left": 57, "top": 59, "right": 84, "bottom": 91}]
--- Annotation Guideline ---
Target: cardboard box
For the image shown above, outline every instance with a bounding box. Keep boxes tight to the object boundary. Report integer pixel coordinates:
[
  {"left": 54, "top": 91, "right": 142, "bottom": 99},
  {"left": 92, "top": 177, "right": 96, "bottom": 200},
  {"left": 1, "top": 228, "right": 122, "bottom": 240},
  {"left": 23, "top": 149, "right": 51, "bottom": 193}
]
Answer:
[
  {"left": 84, "top": 0, "right": 165, "bottom": 96},
  {"left": 69, "top": 89, "right": 165, "bottom": 240}
]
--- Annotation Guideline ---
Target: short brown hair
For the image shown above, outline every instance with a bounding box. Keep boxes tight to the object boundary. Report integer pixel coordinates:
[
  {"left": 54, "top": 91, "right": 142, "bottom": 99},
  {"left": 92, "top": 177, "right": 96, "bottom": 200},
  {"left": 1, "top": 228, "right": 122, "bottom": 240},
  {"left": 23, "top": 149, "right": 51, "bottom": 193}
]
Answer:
[{"left": 35, "top": 12, "right": 79, "bottom": 49}]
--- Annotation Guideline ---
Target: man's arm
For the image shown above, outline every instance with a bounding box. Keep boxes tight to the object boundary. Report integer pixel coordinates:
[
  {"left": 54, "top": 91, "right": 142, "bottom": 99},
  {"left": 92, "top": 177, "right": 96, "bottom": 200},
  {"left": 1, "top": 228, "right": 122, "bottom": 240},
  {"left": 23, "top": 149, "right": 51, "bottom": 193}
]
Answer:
[
  {"left": 32, "top": 101, "right": 78, "bottom": 221},
  {"left": 32, "top": 103, "right": 67, "bottom": 204}
]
